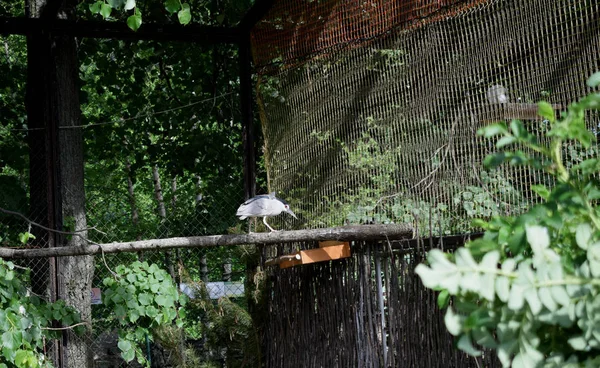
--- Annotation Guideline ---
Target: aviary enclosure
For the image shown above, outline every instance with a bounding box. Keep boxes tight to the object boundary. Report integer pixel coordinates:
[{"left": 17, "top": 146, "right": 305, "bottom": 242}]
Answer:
[{"left": 0, "top": 0, "right": 599, "bottom": 367}]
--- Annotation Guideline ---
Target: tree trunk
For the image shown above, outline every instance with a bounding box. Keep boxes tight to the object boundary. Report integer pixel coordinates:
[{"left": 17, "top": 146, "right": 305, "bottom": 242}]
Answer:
[
  {"left": 125, "top": 159, "right": 141, "bottom": 240},
  {"left": 152, "top": 165, "right": 175, "bottom": 280},
  {"left": 26, "top": 1, "right": 93, "bottom": 367},
  {"left": 152, "top": 164, "right": 167, "bottom": 218}
]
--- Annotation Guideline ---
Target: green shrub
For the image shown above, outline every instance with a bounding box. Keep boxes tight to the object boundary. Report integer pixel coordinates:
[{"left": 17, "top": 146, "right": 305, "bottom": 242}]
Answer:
[{"left": 416, "top": 73, "right": 600, "bottom": 367}]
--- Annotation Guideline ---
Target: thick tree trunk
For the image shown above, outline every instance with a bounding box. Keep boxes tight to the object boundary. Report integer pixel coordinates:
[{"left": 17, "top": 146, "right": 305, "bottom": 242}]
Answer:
[
  {"left": 25, "top": 1, "right": 93, "bottom": 367},
  {"left": 54, "top": 9, "right": 94, "bottom": 368}
]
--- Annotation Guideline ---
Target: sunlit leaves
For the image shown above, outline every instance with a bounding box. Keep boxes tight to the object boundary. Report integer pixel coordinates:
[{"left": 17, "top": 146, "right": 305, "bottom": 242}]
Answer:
[
  {"left": 418, "top": 78, "right": 600, "bottom": 368},
  {"left": 102, "top": 261, "right": 185, "bottom": 364},
  {"left": 89, "top": 0, "right": 193, "bottom": 29},
  {"left": 0, "top": 258, "right": 82, "bottom": 367}
]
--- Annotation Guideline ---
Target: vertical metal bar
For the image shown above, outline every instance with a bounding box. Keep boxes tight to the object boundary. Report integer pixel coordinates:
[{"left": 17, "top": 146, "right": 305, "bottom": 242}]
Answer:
[
  {"left": 375, "top": 246, "right": 388, "bottom": 368},
  {"left": 239, "top": 37, "right": 256, "bottom": 200}
]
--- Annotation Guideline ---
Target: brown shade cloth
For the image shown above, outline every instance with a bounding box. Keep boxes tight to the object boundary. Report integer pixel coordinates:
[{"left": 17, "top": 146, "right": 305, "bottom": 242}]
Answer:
[{"left": 252, "top": 0, "right": 600, "bottom": 234}]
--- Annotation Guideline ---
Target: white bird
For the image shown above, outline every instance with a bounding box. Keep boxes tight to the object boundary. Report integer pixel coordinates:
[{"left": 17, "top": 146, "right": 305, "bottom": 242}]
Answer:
[
  {"left": 487, "top": 84, "right": 509, "bottom": 104},
  {"left": 236, "top": 192, "right": 297, "bottom": 232}
]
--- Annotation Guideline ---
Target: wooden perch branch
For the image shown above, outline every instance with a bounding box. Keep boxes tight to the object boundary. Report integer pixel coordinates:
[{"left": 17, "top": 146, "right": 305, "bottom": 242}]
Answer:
[
  {"left": 0, "top": 224, "right": 413, "bottom": 259},
  {"left": 265, "top": 254, "right": 301, "bottom": 267}
]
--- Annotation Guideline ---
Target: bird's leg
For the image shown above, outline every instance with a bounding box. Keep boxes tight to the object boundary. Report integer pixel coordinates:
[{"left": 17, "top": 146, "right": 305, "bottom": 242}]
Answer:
[{"left": 263, "top": 216, "right": 277, "bottom": 232}]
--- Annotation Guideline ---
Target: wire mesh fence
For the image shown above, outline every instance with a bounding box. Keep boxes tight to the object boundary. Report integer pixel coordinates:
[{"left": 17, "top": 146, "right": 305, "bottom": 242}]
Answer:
[{"left": 252, "top": 0, "right": 600, "bottom": 236}]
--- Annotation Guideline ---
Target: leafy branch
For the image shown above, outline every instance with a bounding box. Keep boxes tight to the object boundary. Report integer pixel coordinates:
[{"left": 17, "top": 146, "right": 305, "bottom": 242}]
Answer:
[{"left": 416, "top": 73, "right": 600, "bottom": 368}]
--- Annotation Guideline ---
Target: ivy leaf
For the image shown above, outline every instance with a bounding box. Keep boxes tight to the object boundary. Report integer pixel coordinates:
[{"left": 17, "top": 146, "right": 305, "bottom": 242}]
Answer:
[
  {"left": 118, "top": 339, "right": 135, "bottom": 361},
  {"left": 178, "top": 3, "right": 192, "bottom": 25},
  {"left": 89, "top": 1, "right": 103, "bottom": 14},
  {"left": 138, "top": 293, "right": 152, "bottom": 306},
  {"left": 1, "top": 331, "right": 16, "bottom": 350},
  {"left": 100, "top": 3, "right": 112, "bottom": 19},
  {"left": 14, "top": 350, "right": 37, "bottom": 367},
  {"left": 164, "top": 0, "right": 180, "bottom": 13},
  {"left": 127, "top": 11, "right": 142, "bottom": 31}
]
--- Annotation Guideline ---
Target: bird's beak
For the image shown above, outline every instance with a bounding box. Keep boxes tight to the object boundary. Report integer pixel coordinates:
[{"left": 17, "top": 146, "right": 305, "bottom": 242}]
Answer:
[{"left": 286, "top": 208, "right": 298, "bottom": 219}]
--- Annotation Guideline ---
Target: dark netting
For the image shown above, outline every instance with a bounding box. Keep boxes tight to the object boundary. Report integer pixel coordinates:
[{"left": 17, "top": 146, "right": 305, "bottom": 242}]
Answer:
[{"left": 252, "top": 0, "right": 600, "bottom": 235}]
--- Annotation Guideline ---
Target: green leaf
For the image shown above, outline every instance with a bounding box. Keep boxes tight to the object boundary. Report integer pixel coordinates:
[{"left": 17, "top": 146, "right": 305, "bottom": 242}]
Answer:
[
  {"left": 478, "top": 123, "right": 508, "bottom": 138},
  {"left": 530, "top": 184, "right": 549, "bottom": 200},
  {"left": 89, "top": 1, "right": 103, "bottom": 14},
  {"left": 138, "top": 293, "right": 152, "bottom": 306},
  {"left": 457, "top": 335, "right": 481, "bottom": 356},
  {"left": 568, "top": 336, "right": 587, "bottom": 350},
  {"left": 107, "top": 0, "right": 124, "bottom": 8},
  {"left": 178, "top": 3, "right": 192, "bottom": 25},
  {"left": 14, "top": 350, "right": 37, "bottom": 368},
  {"left": 128, "top": 309, "right": 140, "bottom": 323},
  {"left": 100, "top": 3, "right": 112, "bottom": 19},
  {"left": 510, "top": 120, "right": 525, "bottom": 138},
  {"left": 1, "top": 331, "right": 16, "bottom": 350},
  {"left": 437, "top": 289, "right": 450, "bottom": 309},
  {"left": 155, "top": 294, "right": 172, "bottom": 307},
  {"left": 164, "top": 0, "right": 180, "bottom": 13},
  {"left": 495, "top": 276, "right": 510, "bottom": 302},
  {"left": 575, "top": 223, "right": 592, "bottom": 250},
  {"left": 444, "top": 307, "right": 461, "bottom": 336},
  {"left": 525, "top": 225, "right": 549, "bottom": 254},
  {"left": 118, "top": 339, "right": 135, "bottom": 362},
  {"left": 127, "top": 12, "right": 142, "bottom": 31},
  {"left": 496, "top": 136, "right": 517, "bottom": 148},
  {"left": 483, "top": 152, "right": 506, "bottom": 169},
  {"left": 538, "top": 101, "right": 555, "bottom": 122},
  {"left": 587, "top": 71, "right": 600, "bottom": 88}
]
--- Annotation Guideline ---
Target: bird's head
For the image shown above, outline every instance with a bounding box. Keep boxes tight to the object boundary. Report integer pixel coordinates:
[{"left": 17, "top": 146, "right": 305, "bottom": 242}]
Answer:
[{"left": 283, "top": 204, "right": 297, "bottom": 219}]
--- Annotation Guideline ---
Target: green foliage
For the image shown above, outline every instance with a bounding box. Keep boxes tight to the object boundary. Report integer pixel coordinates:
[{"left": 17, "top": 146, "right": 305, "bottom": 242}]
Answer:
[
  {"left": 416, "top": 77, "right": 600, "bottom": 367},
  {"left": 86, "top": 0, "right": 198, "bottom": 30},
  {"left": 0, "top": 258, "right": 83, "bottom": 368},
  {"left": 102, "top": 261, "right": 187, "bottom": 366}
]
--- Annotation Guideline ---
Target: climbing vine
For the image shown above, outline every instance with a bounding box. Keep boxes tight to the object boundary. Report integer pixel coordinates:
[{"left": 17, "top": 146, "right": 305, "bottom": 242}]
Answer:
[{"left": 102, "top": 261, "right": 186, "bottom": 366}]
